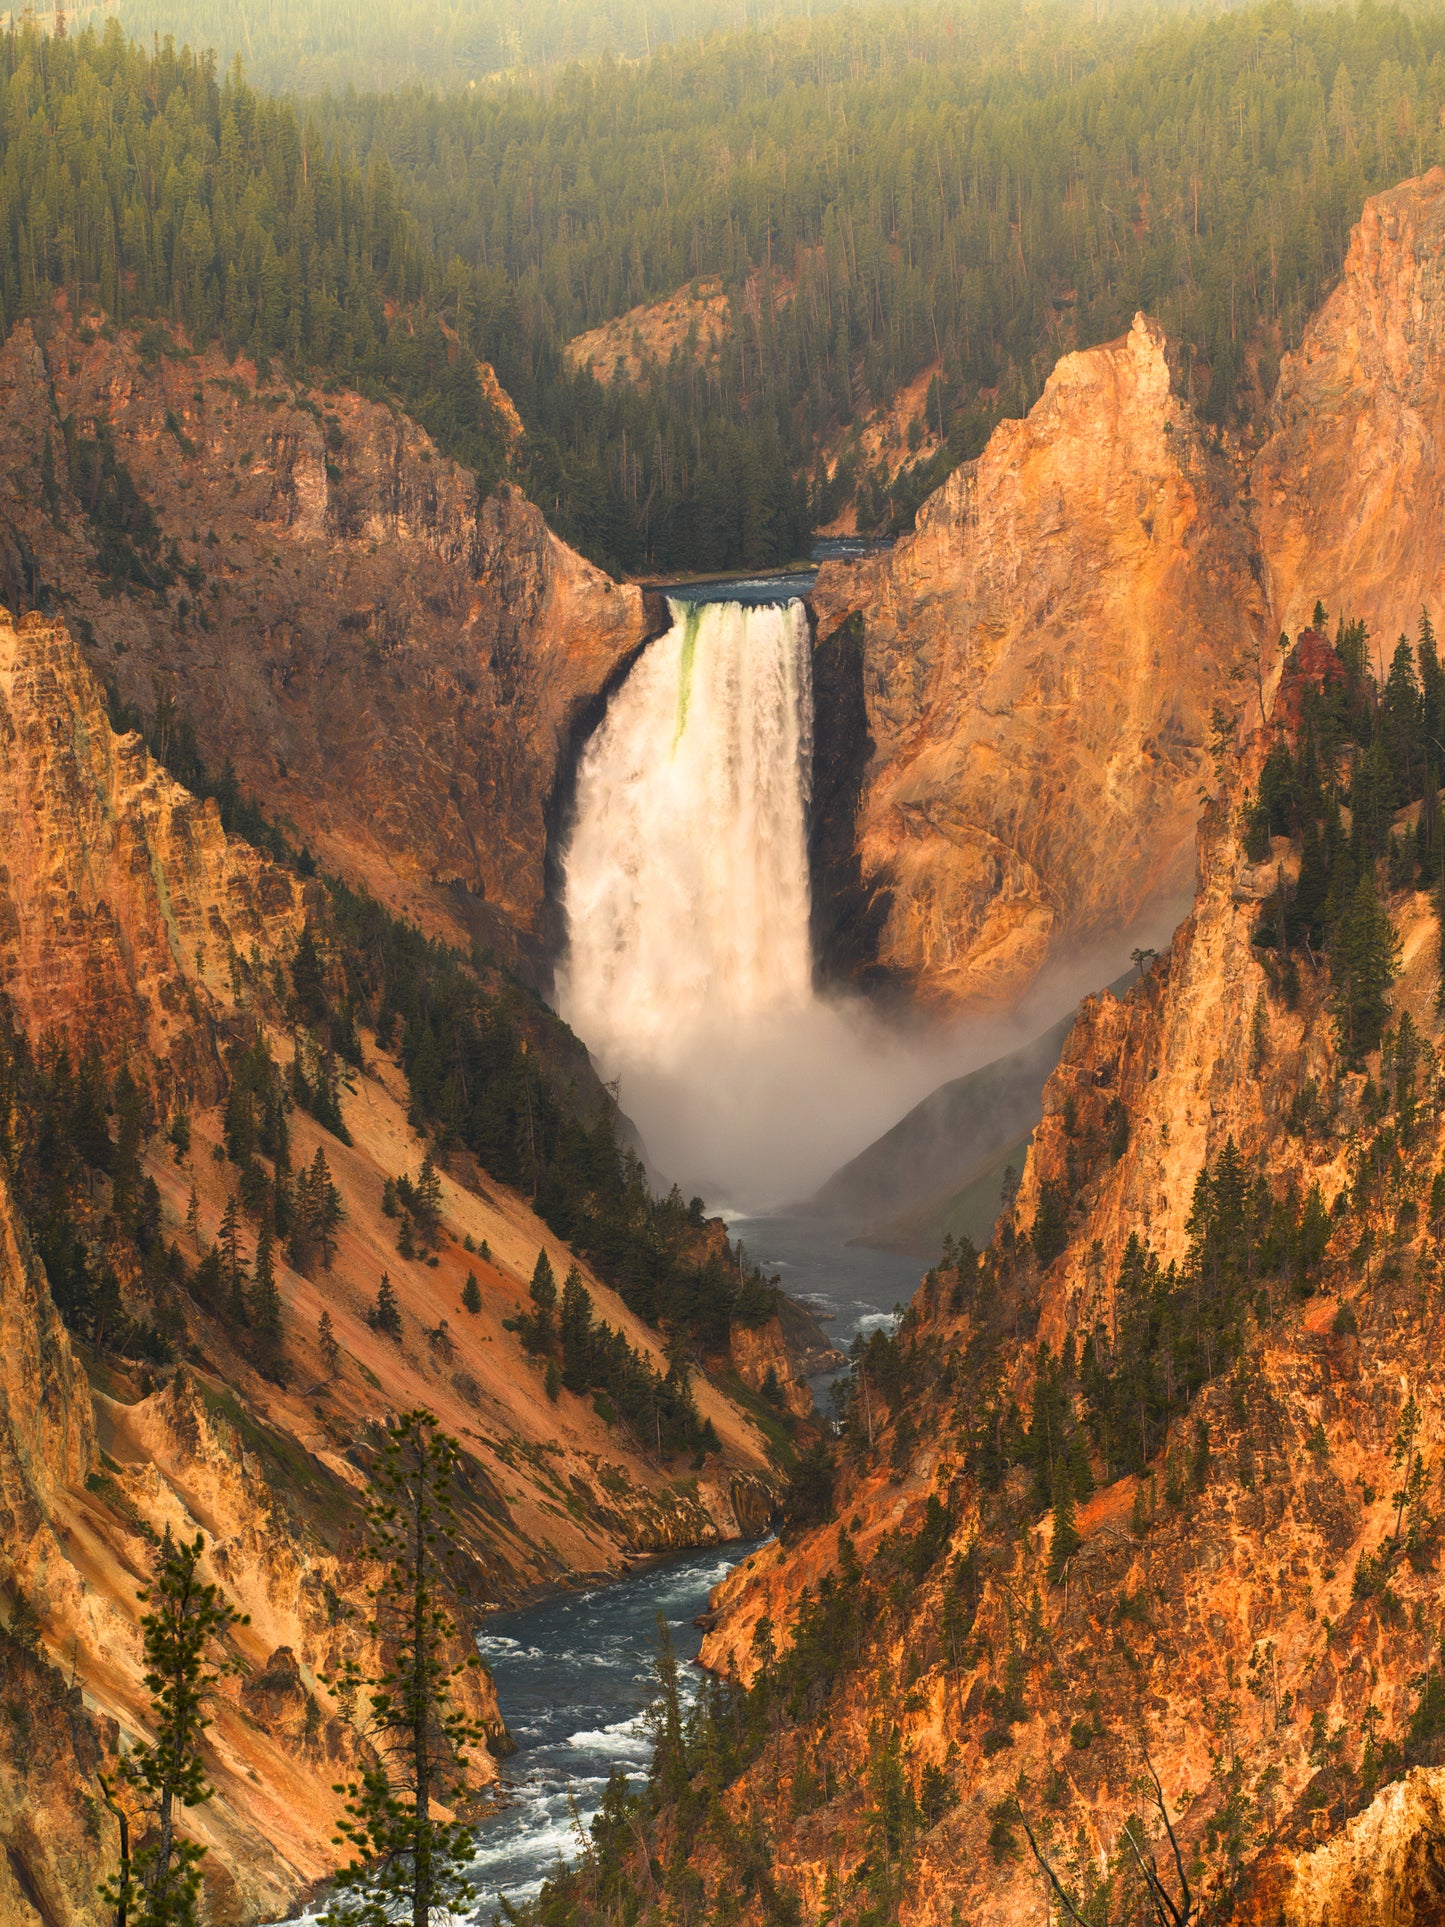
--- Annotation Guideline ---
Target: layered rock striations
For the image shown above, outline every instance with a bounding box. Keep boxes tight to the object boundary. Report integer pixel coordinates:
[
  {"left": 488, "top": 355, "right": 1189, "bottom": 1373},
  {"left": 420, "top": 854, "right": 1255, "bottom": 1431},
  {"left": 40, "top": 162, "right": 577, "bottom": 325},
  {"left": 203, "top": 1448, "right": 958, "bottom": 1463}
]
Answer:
[
  {"left": 0, "top": 606, "right": 306, "bottom": 1084},
  {"left": 810, "top": 314, "right": 1266, "bottom": 1011},
  {"left": 0, "top": 318, "right": 655, "bottom": 968}
]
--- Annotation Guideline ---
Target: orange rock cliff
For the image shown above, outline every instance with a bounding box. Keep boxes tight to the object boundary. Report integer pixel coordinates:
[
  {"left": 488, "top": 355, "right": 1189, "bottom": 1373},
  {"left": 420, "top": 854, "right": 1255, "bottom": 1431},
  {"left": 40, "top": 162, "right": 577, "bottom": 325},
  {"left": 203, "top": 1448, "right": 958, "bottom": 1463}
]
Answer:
[{"left": 0, "top": 607, "right": 785, "bottom": 1923}]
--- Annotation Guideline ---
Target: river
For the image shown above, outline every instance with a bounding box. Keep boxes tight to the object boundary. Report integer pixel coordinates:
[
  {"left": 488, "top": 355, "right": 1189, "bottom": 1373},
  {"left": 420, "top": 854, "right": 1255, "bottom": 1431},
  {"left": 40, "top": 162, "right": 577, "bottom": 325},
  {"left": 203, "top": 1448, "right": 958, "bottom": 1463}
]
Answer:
[
  {"left": 461, "top": 1214, "right": 920, "bottom": 1919},
  {"left": 464, "top": 1542, "right": 751, "bottom": 1918}
]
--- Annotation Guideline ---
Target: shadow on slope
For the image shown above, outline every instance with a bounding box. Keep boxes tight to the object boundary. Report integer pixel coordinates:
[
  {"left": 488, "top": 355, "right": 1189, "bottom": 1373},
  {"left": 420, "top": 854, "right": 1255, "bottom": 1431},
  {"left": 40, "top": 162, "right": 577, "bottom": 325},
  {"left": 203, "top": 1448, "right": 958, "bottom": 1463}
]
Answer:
[{"left": 805, "top": 970, "right": 1135, "bottom": 1257}]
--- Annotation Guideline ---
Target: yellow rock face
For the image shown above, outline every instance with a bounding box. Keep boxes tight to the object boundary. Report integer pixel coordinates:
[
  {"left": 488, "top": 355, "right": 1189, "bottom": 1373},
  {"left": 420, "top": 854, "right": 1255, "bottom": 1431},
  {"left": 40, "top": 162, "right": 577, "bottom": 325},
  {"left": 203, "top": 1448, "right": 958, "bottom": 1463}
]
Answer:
[
  {"left": 1255, "top": 167, "right": 1445, "bottom": 654},
  {"left": 811, "top": 314, "right": 1267, "bottom": 1012},
  {"left": 0, "top": 607, "right": 307, "bottom": 1087}
]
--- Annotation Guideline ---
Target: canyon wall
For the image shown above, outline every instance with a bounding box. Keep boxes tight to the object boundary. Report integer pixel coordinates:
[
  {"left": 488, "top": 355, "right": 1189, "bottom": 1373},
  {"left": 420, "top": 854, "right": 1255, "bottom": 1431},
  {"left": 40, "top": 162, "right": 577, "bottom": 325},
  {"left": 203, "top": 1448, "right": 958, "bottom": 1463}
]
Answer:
[
  {"left": 810, "top": 168, "right": 1445, "bottom": 1018},
  {"left": 0, "top": 611, "right": 782, "bottom": 1922},
  {"left": 0, "top": 318, "right": 658, "bottom": 970},
  {"left": 673, "top": 170, "right": 1445, "bottom": 1927},
  {"left": 0, "top": 607, "right": 306, "bottom": 1086},
  {"left": 809, "top": 314, "right": 1266, "bottom": 1011},
  {"left": 1255, "top": 166, "right": 1445, "bottom": 652},
  {"left": 694, "top": 635, "right": 1445, "bottom": 1927}
]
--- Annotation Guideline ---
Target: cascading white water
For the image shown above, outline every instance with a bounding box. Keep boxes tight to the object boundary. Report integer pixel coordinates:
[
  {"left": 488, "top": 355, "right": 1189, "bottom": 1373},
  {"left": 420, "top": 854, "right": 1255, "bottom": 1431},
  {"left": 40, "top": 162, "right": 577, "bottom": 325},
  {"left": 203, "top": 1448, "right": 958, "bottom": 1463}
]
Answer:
[
  {"left": 557, "top": 595, "right": 967, "bottom": 1208},
  {"left": 559, "top": 598, "right": 815, "bottom": 1070}
]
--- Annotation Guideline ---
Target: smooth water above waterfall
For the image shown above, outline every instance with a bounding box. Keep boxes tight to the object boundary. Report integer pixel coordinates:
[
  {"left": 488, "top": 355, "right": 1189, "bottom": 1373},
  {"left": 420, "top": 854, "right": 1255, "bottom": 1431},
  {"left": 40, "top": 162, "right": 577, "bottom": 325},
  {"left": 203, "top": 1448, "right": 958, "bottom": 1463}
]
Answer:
[{"left": 557, "top": 596, "right": 953, "bottom": 1208}]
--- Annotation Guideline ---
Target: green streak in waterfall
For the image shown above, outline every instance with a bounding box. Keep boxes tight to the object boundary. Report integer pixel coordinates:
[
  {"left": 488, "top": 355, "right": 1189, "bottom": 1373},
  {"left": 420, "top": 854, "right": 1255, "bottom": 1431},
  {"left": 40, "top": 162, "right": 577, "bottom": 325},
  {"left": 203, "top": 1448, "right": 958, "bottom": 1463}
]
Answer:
[{"left": 673, "top": 603, "right": 702, "bottom": 751}]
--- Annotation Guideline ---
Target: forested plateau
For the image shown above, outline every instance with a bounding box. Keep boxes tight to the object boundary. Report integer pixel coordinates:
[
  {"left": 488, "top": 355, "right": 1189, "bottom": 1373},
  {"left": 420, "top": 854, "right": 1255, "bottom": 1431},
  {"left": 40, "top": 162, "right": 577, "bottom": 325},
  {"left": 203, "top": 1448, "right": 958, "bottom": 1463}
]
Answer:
[{"left": 8, "top": 1, "right": 1445, "bottom": 570}]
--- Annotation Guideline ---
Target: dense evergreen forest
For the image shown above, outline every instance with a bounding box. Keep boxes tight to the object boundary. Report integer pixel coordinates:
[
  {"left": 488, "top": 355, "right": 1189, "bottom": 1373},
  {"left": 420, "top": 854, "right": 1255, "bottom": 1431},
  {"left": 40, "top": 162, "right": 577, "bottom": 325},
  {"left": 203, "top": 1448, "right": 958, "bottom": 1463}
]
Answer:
[{"left": 5, "top": 3, "right": 1445, "bottom": 565}]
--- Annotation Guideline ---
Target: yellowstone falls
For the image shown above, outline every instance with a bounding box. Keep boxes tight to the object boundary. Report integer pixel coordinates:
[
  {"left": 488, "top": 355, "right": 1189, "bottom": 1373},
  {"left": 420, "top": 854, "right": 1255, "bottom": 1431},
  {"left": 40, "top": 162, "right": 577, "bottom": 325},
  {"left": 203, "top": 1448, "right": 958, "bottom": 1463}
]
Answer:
[{"left": 556, "top": 595, "right": 939, "bottom": 1206}]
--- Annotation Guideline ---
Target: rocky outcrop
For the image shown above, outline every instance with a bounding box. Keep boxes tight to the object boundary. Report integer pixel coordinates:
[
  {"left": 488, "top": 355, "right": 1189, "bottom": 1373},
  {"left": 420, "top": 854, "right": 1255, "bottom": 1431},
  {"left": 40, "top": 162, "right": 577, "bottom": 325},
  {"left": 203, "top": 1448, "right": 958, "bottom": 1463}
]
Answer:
[
  {"left": 0, "top": 608, "right": 305, "bottom": 1086},
  {"left": 810, "top": 313, "right": 1266, "bottom": 1012},
  {"left": 0, "top": 1162, "right": 94, "bottom": 1550},
  {"left": 1285, "top": 1768, "right": 1445, "bottom": 1927},
  {"left": 0, "top": 1162, "right": 110, "bottom": 1927},
  {"left": 0, "top": 317, "right": 656, "bottom": 968},
  {"left": 1254, "top": 167, "right": 1445, "bottom": 651},
  {"left": 729, "top": 1316, "right": 814, "bottom": 1421}
]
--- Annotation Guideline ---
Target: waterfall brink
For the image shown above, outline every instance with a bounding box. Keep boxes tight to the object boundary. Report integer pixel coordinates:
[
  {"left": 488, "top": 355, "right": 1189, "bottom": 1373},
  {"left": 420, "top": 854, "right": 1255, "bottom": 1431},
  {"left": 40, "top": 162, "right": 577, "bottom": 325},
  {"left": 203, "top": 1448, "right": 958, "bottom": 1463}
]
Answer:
[{"left": 559, "top": 598, "right": 815, "bottom": 1071}]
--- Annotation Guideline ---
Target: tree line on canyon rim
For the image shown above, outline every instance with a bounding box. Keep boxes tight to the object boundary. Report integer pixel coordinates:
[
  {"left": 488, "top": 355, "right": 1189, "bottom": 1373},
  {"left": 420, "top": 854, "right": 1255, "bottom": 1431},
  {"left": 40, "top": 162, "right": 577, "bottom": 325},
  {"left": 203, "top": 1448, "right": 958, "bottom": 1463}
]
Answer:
[
  {"left": 109, "top": 0, "right": 853, "bottom": 94},
  {"left": 5, "top": 0, "right": 1445, "bottom": 573},
  {"left": 491, "top": 610, "right": 1445, "bottom": 1926}
]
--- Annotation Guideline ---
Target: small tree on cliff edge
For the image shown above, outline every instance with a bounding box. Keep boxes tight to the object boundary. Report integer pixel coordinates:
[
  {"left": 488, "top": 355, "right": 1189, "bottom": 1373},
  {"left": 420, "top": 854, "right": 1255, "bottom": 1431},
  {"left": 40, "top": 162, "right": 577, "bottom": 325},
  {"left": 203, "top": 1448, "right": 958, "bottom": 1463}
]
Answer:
[
  {"left": 101, "top": 1531, "right": 246, "bottom": 1927},
  {"left": 323, "top": 1409, "right": 488, "bottom": 1927}
]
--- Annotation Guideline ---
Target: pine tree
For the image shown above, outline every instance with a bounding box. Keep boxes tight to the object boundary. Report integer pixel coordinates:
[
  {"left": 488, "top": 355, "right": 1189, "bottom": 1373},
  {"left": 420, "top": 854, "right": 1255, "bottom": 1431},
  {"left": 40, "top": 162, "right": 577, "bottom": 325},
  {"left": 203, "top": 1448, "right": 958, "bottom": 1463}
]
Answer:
[
  {"left": 311, "top": 1147, "right": 343, "bottom": 1268},
  {"left": 250, "top": 1221, "right": 284, "bottom": 1367},
  {"left": 323, "top": 1411, "right": 489, "bottom": 1927},
  {"left": 560, "top": 1266, "right": 592, "bottom": 1393},
  {"left": 1047, "top": 1459, "right": 1080, "bottom": 1584},
  {"left": 318, "top": 1309, "right": 340, "bottom": 1376},
  {"left": 413, "top": 1155, "right": 443, "bottom": 1250},
  {"left": 111, "top": 1063, "right": 148, "bottom": 1232},
  {"left": 526, "top": 1248, "right": 558, "bottom": 1352},
  {"left": 369, "top": 1272, "right": 403, "bottom": 1338},
  {"left": 1332, "top": 868, "right": 1400, "bottom": 1062},
  {"left": 530, "top": 1248, "right": 557, "bottom": 1309},
  {"left": 219, "top": 1197, "right": 248, "bottom": 1327},
  {"left": 291, "top": 920, "right": 327, "bottom": 1024},
  {"left": 460, "top": 1273, "right": 481, "bottom": 1314},
  {"left": 100, "top": 1533, "right": 245, "bottom": 1927}
]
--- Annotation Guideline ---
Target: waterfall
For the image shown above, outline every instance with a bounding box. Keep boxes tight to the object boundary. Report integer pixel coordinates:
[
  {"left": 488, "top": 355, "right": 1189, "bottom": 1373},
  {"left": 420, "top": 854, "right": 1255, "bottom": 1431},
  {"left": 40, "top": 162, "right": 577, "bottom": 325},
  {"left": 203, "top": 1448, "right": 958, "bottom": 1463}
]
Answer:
[
  {"left": 558, "top": 597, "right": 815, "bottom": 1072},
  {"left": 556, "top": 594, "right": 964, "bottom": 1207}
]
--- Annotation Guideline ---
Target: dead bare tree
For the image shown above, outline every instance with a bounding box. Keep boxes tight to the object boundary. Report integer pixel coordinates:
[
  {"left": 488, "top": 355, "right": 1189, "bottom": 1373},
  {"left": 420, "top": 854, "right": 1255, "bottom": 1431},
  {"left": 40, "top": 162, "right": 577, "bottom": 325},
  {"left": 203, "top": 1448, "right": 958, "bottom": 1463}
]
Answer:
[{"left": 1014, "top": 1743, "right": 1196, "bottom": 1927}]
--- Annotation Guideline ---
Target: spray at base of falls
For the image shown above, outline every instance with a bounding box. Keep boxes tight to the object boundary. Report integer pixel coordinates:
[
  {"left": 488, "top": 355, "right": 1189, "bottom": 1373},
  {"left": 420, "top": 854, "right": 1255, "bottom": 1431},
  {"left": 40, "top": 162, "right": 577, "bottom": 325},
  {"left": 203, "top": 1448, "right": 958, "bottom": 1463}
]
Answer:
[{"left": 557, "top": 597, "right": 948, "bottom": 1209}]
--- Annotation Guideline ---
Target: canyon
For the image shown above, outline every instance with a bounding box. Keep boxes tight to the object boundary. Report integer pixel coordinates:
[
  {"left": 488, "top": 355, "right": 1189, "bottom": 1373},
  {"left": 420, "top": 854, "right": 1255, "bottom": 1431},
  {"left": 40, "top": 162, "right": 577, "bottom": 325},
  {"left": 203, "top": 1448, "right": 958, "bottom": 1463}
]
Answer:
[
  {"left": 4, "top": 153, "right": 1445, "bottom": 1927},
  {"left": 668, "top": 168, "right": 1445, "bottom": 1926},
  {"left": 0, "top": 606, "right": 794, "bottom": 1924}
]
